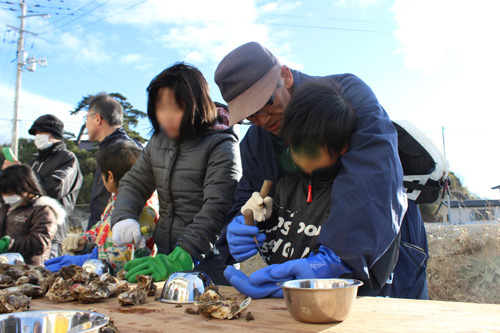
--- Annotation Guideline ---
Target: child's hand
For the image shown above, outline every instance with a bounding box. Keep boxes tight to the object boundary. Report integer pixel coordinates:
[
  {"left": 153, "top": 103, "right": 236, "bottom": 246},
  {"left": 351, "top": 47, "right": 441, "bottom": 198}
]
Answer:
[
  {"left": 62, "top": 234, "right": 86, "bottom": 254},
  {"left": 240, "top": 192, "right": 273, "bottom": 222}
]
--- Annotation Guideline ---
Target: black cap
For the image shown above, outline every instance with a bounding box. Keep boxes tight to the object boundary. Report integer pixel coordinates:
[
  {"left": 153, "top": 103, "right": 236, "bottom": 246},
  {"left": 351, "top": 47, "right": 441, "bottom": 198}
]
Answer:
[{"left": 28, "top": 114, "right": 64, "bottom": 140}]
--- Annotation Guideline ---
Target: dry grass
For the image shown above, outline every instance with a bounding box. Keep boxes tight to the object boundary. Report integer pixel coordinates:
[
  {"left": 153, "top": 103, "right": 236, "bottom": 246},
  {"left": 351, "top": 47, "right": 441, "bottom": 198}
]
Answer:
[{"left": 426, "top": 224, "right": 500, "bottom": 304}]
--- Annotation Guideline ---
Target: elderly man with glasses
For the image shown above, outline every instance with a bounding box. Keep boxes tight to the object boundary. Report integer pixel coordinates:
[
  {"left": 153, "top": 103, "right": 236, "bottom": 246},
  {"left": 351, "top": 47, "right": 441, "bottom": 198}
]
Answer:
[{"left": 215, "top": 42, "right": 428, "bottom": 299}]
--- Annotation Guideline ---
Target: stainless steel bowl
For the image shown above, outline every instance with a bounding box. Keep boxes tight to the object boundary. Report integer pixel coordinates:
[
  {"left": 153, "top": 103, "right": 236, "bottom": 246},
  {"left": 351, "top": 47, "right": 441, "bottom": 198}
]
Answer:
[
  {"left": 158, "top": 271, "right": 213, "bottom": 304},
  {"left": 0, "top": 310, "right": 109, "bottom": 333},
  {"left": 278, "top": 278, "right": 363, "bottom": 324},
  {"left": 0, "top": 253, "right": 25, "bottom": 265},
  {"left": 82, "top": 259, "right": 114, "bottom": 277}
]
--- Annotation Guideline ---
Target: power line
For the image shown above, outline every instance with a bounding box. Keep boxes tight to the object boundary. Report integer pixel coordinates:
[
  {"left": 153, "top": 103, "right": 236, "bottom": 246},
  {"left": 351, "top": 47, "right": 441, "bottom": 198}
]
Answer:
[
  {"left": 33, "top": 0, "right": 99, "bottom": 31},
  {"left": 38, "top": 0, "right": 110, "bottom": 35},
  {"left": 44, "top": 0, "right": 146, "bottom": 34}
]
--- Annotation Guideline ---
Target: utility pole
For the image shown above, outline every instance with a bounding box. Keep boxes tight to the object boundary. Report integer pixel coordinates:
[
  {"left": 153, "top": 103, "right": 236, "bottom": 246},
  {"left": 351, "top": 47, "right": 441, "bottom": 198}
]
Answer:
[
  {"left": 442, "top": 126, "right": 452, "bottom": 224},
  {"left": 11, "top": 0, "right": 27, "bottom": 157},
  {"left": 441, "top": 126, "right": 446, "bottom": 157},
  {"left": 9, "top": 0, "right": 48, "bottom": 157}
]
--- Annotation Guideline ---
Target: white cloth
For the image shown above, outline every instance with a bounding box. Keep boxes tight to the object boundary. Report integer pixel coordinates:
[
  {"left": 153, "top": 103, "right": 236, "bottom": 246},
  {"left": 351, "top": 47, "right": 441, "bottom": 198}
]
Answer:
[{"left": 241, "top": 192, "right": 273, "bottom": 222}]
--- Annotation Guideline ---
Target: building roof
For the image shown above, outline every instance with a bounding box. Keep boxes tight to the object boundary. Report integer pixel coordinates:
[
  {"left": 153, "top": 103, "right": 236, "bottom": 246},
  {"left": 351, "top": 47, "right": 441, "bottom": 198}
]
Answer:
[
  {"left": 444, "top": 200, "right": 500, "bottom": 208},
  {"left": 77, "top": 140, "right": 97, "bottom": 150},
  {"left": 492, "top": 185, "right": 500, "bottom": 190}
]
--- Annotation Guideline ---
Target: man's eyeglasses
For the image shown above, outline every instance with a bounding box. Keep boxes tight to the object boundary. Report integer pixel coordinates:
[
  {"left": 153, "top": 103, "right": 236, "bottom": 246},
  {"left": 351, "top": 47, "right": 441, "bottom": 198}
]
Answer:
[
  {"left": 83, "top": 113, "right": 96, "bottom": 122},
  {"left": 241, "top": 87, "right": 276, "bottom": 125}
]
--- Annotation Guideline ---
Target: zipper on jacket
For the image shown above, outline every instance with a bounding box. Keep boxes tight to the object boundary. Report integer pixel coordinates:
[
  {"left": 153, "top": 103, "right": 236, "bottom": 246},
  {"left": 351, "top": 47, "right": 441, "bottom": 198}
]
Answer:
[
  {"left": 166, "top": 146, "right": 179, "bottom": 252},
  {"left": 306, "top": 180, "right": 313, "bottom": 203}
]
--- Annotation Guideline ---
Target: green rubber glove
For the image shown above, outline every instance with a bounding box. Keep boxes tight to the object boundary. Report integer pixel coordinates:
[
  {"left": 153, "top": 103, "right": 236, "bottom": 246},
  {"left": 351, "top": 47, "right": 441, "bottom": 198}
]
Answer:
[
  {"left": 124, "top": 246, "right": 194, "bottom": 283},
  {"left": 0, "top": 236, "right": 11, "bottom": 254}
]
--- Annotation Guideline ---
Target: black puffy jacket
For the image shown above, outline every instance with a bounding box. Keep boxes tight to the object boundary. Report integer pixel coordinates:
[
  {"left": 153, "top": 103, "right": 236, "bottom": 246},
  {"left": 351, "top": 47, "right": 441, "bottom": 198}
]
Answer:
[
  {"left": 27, "top": 141, "right": 83, "bottom": 244},
  {"left": 111, "top": 122, "right": 241, "bottom": 260}
]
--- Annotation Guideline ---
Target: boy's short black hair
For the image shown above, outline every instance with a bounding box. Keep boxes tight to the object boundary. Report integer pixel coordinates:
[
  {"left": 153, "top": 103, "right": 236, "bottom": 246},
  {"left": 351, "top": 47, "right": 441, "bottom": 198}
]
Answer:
[
  {"left": 279, "top": 81, "right": 356, "bottom": 157},
  {"left": 0, "top": 164, "right": 45, "bottom": 199},
  {"left": 96, "top": 142, "right": 141, "bottom": 187},
  {"left": 147, "top": 62, "right": 217, "bottom": 139}
]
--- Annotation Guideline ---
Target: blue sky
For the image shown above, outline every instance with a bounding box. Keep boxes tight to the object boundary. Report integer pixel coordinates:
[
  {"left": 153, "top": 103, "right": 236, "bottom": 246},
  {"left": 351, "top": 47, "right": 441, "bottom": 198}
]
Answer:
[{"left": 0, "top": 0, "right": 499, "bottom": 199}]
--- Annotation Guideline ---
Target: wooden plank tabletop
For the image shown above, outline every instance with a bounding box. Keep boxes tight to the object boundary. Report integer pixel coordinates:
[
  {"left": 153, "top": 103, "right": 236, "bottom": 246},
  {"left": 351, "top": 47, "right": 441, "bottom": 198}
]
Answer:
[{"left": 28, "top": 284, "right": 500, "bottom": 332}]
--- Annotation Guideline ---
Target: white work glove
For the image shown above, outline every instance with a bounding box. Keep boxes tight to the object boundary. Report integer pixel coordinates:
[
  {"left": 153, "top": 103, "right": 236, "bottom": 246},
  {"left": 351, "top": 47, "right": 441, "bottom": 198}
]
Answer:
[
  {"left": 112, "top": 219, "right": 143, "bottom": 251},
  {"left": 62, "top": 233, "right": 84, "bottom": 254},
  {"left": 240, "top": 192, "right": 273, "bottom": 222}
]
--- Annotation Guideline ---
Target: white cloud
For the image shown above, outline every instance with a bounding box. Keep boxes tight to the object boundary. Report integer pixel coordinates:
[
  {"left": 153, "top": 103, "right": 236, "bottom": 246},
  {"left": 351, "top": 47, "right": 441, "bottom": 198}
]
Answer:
[
  {"left": 0, "top": 82, "right": 83, "bottom": 144},
  {"left": 260, "top": 1, "right": 302, "bottom": 14},
  {"left": 56, "top": 32, "right": 112, "bottom": 65},
  {"left": 335, "top": 0, "right": 378, "bottom": 8},
  {"left": 393, "top": 0, "right": 500, "bottom": 75},
  {"left": 120, "top": 53, "right": 142, "bottom": 64},
  {"left": 392, "top": 0, "right": 500, "bottom": 198},
  {"left": 104, "top": 0, "right": 303, "bottom": 67}
]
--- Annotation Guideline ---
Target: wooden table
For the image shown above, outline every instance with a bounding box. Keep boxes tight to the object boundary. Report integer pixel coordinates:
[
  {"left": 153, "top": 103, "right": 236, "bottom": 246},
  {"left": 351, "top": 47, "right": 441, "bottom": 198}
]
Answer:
[{"left": 29, "top": 285, "right": 500, "bottom": 332}]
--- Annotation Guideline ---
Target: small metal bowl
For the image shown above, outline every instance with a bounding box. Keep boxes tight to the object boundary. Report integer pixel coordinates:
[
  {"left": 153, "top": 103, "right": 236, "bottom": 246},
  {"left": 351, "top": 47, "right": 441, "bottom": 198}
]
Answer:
[
  {"left": 278, "top": 278, "right": 363, "bottom": 324},
  {"left": 82, "top": 259, "right": 114, "bottom": 277},
  {"left": 0, "top": 253, "right": 25, "bottom": 265},
  {"left": 158, "top": 271, "right": 213, "bottom": 304},
  {"left": 0, "top": 310, "right": 109, "bottom": 333}
]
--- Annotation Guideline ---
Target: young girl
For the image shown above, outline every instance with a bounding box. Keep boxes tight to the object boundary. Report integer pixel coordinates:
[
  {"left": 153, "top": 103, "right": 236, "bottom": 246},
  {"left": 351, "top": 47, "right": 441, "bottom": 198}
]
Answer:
[
  {"left": 0, "top": 165, "right": 65, "bottom": 265},
  {"left": 110, "top": 63, "right": 241, "bottom": 283}
]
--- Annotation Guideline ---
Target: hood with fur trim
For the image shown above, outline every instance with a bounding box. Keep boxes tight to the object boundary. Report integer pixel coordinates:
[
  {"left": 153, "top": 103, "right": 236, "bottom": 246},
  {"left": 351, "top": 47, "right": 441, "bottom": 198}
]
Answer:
[{"left": 33, "top": 196, "right": 66, "bottom": 225}]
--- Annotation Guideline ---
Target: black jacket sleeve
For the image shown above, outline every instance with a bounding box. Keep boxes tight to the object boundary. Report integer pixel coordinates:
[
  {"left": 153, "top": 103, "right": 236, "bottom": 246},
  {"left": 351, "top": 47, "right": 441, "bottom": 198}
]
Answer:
[{"left": 111, "top": 142, "right": 156, "bottom": 227}]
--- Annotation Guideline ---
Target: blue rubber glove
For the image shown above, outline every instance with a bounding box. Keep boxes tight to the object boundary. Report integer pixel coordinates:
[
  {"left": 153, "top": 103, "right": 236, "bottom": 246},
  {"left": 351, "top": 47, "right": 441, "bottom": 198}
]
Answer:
[
  {"left": 44, "top": 247, "right": 98, "bottom": 273},
  {"left": 227, "top": 215, "right": 266, "bottom": 262},
  {"left": 250, "top": 245, "right": 352, "bottom": 286},
  {"left": 226, "top": 245, "right": 352, "bottom": 299},
  {"left": 224, "top": 266, "right": 283, "bottom": 298}
]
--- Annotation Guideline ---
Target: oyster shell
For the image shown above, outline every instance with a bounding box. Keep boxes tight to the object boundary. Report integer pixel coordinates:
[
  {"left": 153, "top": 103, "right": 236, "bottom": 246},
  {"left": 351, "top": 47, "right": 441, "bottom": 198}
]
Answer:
[
  {"left": 0, "top": 264, "right": 52, "bottom": 290},
  {"left": 117, "top": 275, "right": 154, "bottom": 306},
  {"left": 40, "top": 275, "right": 56, "bottom": 295},
  {"left": 108, "top": 280, "right": 130, "bottom": 297},
  {"left": 99, "top": 317, "right": 120, "bottom": 333},
  {"left": 4, "top": 283, "right": 43, "bottom": 298},
  {"left": 193, "top": 287, "right": 251, "bottom": 320},
  {"left": 0, "top": 274, "right": 13, "bottom": 287},
  {"left": 117, "top": 288, "right": 147, "bottom": 306},
  {"left": 0, "top": 290, "right": 30, "bottom": 313},
  {"left": 116, "top": 269, "right": 127, "bottom": 281},
  {"left": 100, "top": 273, "right": 118, "bottom": 284},
  {"left": 71, "top": 281, "right": 111, "bottom": 304},
  {"left": 15, "top": 275, "right": 30, "bottom": 286},
  {"left": 46, "top": 277, "right": 77, "bottom": 302}
]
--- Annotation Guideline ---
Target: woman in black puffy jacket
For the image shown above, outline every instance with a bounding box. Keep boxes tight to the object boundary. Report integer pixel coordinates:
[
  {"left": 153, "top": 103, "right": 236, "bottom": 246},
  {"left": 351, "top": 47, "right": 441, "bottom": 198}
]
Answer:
[{"left": 110, "top": 63, "right": 241, "bottom": 284}]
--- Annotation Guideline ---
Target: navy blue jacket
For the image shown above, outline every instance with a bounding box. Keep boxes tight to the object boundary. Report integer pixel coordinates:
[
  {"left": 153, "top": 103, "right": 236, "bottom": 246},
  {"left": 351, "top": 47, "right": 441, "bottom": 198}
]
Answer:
[
  {"left": 221, "top": 71, "right": 409, "bottom": 290},
  {"left": 88, "top": 128, "right": 142, "bottom": 230}
]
